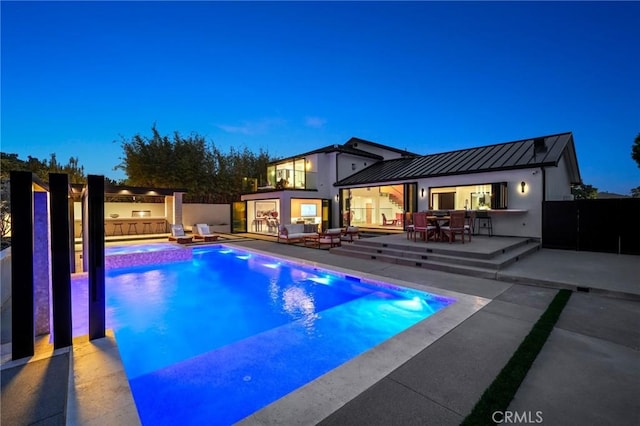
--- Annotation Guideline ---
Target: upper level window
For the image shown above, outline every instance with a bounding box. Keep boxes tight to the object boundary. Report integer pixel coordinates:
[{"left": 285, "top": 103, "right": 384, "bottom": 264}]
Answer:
[{"left": 268, "top": 158, "right": 308, "bottom": 189}]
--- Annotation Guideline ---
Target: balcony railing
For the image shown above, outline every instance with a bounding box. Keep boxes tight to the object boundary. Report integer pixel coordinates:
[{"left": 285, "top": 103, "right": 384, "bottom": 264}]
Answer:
[{"left": 262, "top": 171, "right": 318, "bottom": 191}]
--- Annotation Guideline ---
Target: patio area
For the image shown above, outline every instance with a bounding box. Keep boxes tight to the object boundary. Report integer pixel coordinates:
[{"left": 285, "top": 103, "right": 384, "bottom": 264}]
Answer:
[{"left": 2, "top": 235, "right": 638, "bottom": 425}]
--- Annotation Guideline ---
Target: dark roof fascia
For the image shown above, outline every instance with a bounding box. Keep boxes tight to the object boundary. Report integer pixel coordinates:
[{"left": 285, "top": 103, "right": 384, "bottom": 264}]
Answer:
[
  {"left": 105, "top": 184, "right": 187, "bottom": 196},
  {"left": 245, "top": 188, "right": 319, "bottom": 196},
  {"left": 563, "top": 135, "right": 582, "bottom": 185},
  {"left": 345, "top": 137, "right": 420, "bottom": 157},
  {"left": 71, "top": 183, "right": 187, "bottom": 196},
  {"left": 334, "top": 162, "right": 560, "bottom": 187},
  {"left": 268, "top": 144, "right": 383, "bottom": 165}
]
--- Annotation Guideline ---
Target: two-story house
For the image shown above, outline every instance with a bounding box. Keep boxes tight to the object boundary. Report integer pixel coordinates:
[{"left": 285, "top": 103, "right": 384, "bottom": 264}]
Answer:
[
  {"left": 239, "top": 132, "right": 581, "bottom": 239},
  {"left": 237, "top": 137, "right": 417, "bottom": 233}
]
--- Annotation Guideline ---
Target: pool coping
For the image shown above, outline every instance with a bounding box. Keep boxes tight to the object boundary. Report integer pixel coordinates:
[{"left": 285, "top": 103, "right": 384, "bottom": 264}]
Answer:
[{"left": 228, "top": 245, "right": 490, "bottom": 425}]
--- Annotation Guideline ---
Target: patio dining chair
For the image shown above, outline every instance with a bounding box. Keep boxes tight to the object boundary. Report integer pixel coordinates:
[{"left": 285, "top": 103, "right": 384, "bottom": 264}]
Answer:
[
  {"left": 440, "top": 211, "right": 467, "bottom": 243},
  {"left": 381, "top": 213, "right": 398, "bottom": 226},
  {"left": 412, "top": 212, "right": 437, "bottom": 242}
]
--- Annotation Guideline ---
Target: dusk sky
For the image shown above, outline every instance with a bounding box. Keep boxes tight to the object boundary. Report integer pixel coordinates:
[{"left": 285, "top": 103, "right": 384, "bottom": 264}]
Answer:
[{"left": 2, "top": 1, "right": 639, "bottom": 194}]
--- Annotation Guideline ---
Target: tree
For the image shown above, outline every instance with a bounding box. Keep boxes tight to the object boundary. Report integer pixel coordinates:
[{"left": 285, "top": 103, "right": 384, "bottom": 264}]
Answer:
[
  {"left": 631, "top": 186, "right": 640, "bottom": 198},
  {"left": 0, "top": 178, "right": 10, "bottom": 249},
  {"left": 632, "top": 133, "right": 640, "bottom": 169},
  {"left": 571, "top": 183, "right": 598, "bottom": 199},
  {"left": 117, "top": 126, "right": 273, "bottom": 203}
]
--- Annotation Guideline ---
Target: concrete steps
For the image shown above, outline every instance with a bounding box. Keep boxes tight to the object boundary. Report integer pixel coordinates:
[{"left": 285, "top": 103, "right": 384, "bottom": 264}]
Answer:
[{"left": 331, "top": 237, "right": 540, "bottom": 278}]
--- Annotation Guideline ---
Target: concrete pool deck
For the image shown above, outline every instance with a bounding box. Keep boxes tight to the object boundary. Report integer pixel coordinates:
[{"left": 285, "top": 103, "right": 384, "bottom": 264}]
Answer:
[{"left": 2, "top": 237, "right": 639, "bottom": 425}]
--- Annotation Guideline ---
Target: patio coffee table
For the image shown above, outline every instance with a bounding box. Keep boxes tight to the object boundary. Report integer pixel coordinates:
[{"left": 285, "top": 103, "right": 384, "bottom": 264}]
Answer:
[{"left": 303, "top": 234, "right": 320, "bottom": 248}]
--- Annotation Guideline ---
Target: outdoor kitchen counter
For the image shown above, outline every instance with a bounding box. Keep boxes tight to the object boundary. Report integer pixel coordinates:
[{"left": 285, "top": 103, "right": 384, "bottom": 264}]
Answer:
[{"left": 74, "top": 217, "right": 168, "bottom": 237}]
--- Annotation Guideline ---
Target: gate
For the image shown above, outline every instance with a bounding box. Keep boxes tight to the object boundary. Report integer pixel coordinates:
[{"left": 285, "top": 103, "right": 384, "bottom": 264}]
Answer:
[{"left": 542, "top": 198, "right": 640, "bottom": 255}]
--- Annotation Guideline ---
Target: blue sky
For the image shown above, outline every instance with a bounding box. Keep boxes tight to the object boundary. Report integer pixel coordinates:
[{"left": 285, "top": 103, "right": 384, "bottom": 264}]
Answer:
[{"left": 2, "top": 1, "right": 639, "bottom": 194}]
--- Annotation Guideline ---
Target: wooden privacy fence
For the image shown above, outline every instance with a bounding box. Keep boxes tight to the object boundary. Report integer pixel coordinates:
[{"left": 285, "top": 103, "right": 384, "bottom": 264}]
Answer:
[{"left": 542, "top": 199, "right": 640, "bottom": 255}]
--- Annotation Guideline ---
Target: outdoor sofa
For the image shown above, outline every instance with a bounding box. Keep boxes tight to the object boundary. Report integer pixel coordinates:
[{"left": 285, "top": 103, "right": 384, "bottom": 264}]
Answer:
[{"left": 277, "top": 223, "right": 318, "bottom": 244}]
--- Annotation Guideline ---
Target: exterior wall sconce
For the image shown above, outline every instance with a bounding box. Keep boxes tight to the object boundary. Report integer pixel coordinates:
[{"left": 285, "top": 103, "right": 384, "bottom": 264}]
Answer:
[
  {"left": 421, "top": 188, "right": 425, "bottom": 198},
  {"left": 335, "top": 194, "right": 339, "bottom": 203},
  {"left": 521, "top": 181, "right": 526, "bottom": 193},
  {"left": 305, "top": 160, "right": 311, "bottom": 170}
]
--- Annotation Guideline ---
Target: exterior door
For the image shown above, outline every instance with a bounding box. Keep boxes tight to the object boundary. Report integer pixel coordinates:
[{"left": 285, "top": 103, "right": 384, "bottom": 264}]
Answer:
[
  {"left": 321, "top": 199, "right": 330, "bottom": 231},
  {"left": 403, "top": 183, "right": 417, "bottom": 229},
  {"left": 232, "top": 201, "right": 246, "bottom": 233}
]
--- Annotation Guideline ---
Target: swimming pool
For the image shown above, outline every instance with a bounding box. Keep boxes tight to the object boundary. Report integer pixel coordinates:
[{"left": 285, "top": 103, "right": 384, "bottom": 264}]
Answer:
[{"left": 72, "top": 245, "right": 456, "bottom": 424}]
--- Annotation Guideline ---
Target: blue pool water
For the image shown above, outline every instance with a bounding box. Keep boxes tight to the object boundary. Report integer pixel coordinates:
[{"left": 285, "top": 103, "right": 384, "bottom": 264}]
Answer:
[{"left": 72, "top": 246, "right": 455, "bottom": 425}]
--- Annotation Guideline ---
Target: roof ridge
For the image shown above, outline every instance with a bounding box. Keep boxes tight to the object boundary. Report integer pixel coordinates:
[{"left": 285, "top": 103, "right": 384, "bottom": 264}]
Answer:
[{"left": 423, "top": 131, "right": 573, "bottom": 157}]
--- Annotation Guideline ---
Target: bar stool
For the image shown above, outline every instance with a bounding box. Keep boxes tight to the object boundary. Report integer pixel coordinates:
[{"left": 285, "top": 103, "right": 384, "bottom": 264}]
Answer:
[
  {"left": 127, "top": 223, "right": 138, "bottom": 235},
  {"left": 464, "top": 210, "right": 475, "bottom": 236},
  {"left": 142, "top": 222, "right": 152, "bottom": 234},
  {"left": 474, "top": 211, "right": 493, "bottom": 236},
  {"left": 112, "top": 222, "right": 124, "bottom": 236},
  {"left": 155, "top": 221, "right": 166, "bottom": 233}
]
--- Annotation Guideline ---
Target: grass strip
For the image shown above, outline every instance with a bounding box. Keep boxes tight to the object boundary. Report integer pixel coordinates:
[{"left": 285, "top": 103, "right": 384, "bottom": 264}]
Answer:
[{"left": 461, "top": 288, "right": 572, "bottom": 426}]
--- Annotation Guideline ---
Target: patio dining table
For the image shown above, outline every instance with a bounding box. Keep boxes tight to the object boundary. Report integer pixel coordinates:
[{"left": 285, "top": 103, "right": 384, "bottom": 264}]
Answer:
[{"left": 426, "top": 215, "right": 450, "bottom": 241}]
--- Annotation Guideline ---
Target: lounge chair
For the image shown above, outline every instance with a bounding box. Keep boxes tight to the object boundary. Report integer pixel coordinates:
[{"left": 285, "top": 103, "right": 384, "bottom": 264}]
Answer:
[
  {"left": 304, "top": 228, "right": 342, "bottom": 249},
  {"left": 169, "top": 224, "right": 193, "bottom": 244},
  {"left": 341, "top": 226, "right": 360, "bottom": 243},
  {"left": 193, "top": 223, "right": 219, "bottom": 242},
  {"left": 319, "top": 228, "right": 342, "bottom": 248}
]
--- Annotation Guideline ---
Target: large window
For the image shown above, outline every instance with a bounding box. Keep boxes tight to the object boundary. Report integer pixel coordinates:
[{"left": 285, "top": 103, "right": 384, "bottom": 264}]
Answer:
[
  {"left": 340, "top": 184, "right": 405, "bottom": 228},
  {"left": 430, "top": 182, "right": 508, "bottom": 210},
  {"left": 267, "top": 158, "right": 308, "bottom": 189}
]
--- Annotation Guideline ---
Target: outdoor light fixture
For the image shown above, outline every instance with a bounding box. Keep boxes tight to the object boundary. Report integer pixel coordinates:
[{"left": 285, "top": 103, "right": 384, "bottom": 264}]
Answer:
[
  {"left": 335, "top": 194, "right": 339, "bottom": 203},
  {"left": 421, "top": 188, "right": 425, "bottom": 198},
  {"left": 521, "top": 181, "right": 526, "bottom": 193}
]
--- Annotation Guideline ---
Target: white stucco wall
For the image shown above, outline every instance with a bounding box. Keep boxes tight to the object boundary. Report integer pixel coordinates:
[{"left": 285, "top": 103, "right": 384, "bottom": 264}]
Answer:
[
  {"left": 545, "top": 156, "right": 574, "bottom": 200},
  {"left": 313, "top": 152, "right": 337, "bottom": 198},
  {"left": 74, "top": 201, "right": 166, "bottom": 219},
  {"left": 349, "top": 141, "right": 409, "bottom": 159},
  {"left": 412, "top": 167, "right": 546, "bottom": 238},
  {"left": 336, "top": 152, "right": 375, "bottom": 182},
  {"left": 182, "top": 204, "right": 231, "bottom": 231}
]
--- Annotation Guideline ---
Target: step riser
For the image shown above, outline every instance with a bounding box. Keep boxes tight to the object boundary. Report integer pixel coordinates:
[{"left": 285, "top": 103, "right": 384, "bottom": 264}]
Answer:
[
  {"left": 337, "top": 245, "right": 501, "bottom": 269},
  {"left": 351, "top": 238, "right": 532, "bottom": 259},
  {"left": 331, "top": 248, "right": 498, "bottom": 280},
  {"left": 336, "top": 242, "right": 540, "bottom": 271}
]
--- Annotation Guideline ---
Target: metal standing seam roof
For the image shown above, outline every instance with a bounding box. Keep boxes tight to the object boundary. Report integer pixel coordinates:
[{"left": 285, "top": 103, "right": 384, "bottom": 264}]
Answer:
[{"left": 335, "top": 132, "right": 580, "bottom": 186}]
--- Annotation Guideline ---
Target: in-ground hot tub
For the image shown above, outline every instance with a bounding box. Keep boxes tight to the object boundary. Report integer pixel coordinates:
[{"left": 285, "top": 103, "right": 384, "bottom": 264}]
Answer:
[{"left": 105, "top": 243, "right": 193, "bottom": 269}]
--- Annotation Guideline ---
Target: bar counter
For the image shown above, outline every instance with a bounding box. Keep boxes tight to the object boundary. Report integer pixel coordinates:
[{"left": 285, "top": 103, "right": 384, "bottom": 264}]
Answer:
[{"left": 74, "top": 217, "right": 168, "bottom": 237}]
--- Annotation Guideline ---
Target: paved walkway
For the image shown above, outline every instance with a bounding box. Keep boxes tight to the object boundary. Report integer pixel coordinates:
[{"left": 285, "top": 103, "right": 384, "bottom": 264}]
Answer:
[
  {"left": 235, "top": 241, "right": 640, "bottom": 425},
  {"left": 1, "top": 238, "right": 639, "bottom": 425}
]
